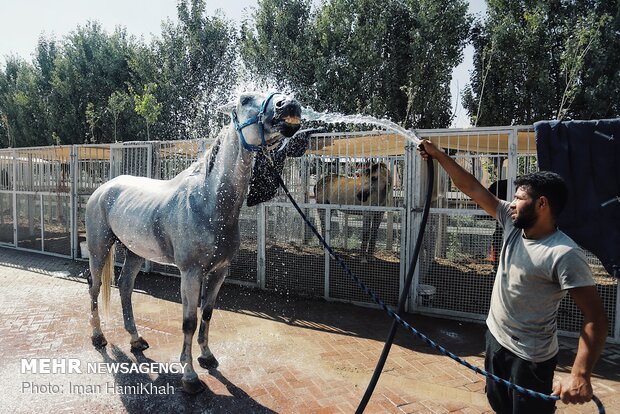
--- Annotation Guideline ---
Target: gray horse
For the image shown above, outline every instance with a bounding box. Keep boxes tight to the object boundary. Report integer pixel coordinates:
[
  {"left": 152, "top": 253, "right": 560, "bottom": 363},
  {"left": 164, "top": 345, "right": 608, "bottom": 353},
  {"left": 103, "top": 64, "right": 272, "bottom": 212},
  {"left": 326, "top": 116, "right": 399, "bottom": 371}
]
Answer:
[{"left": 85, "top": 91, "right": 301, "bottom": 393}]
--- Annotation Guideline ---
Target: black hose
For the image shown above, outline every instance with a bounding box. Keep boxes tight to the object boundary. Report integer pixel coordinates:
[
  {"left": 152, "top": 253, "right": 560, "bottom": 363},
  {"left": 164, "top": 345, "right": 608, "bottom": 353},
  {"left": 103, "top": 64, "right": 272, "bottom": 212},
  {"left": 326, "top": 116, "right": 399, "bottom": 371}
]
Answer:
[{"left": 356, "top": 152, "right": 434, "bottom": 413}]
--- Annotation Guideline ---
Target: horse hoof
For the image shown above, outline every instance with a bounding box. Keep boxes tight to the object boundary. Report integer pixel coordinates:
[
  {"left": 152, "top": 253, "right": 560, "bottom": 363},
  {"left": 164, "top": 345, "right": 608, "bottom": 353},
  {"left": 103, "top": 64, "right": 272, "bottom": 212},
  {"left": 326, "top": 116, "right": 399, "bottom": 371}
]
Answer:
[
  {"left": 198, "top": 355, "right": 219, "bottom": 370},
  {"left": 360, "top": 257, "right": 368, "bottom": 264},
  {"left": 182, "top": 378, "right": 206, "bottom": 394},
  {"left": 130, "top": 337, "right": 149, "bottom": 352},
  {"left": 92, "top": 334, "right": 108, "bottom": 348}
]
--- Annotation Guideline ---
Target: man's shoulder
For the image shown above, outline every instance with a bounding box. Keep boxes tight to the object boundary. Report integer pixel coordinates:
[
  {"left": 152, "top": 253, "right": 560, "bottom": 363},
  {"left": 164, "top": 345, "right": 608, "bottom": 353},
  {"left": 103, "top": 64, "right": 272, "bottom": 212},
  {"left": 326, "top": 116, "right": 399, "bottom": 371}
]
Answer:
[
  {"left": 495, "top": 200, "right": 512, "bottom": 228},
  {"left": 549, "top": 229, "right": 582, "bottom": 251}
]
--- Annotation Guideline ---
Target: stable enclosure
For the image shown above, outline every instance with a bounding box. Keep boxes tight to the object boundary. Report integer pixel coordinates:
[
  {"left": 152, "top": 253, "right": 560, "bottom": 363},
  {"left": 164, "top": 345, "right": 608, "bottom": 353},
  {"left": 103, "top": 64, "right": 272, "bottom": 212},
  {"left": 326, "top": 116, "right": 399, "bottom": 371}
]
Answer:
[{"left": 0, "top": 126, "right": 617, "bottom": 342}]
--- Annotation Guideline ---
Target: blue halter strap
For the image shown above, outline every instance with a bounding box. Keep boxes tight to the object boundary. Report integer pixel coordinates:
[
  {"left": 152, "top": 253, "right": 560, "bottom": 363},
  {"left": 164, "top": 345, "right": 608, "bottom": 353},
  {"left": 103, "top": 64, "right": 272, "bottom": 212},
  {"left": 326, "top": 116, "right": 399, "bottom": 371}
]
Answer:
[{"left": 232, "top": 92, "right": 280, "bottom": 152}]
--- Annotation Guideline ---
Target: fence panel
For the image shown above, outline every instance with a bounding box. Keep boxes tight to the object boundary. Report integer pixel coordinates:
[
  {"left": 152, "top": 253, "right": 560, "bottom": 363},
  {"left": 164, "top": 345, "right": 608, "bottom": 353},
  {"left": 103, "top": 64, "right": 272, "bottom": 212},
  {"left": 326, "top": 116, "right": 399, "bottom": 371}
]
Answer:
[
  {"left": 264, "top": 204, "right": 325, "bottom": 297},
  {"left": 411, "top": 127, "right": 619, "bottom": 342}
]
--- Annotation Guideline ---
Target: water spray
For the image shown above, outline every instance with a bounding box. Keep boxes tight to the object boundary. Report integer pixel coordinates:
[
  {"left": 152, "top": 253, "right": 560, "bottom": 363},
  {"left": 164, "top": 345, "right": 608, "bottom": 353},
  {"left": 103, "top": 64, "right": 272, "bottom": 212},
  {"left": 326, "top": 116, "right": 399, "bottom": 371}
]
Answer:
[
  {"left": 300, "top": 108, "right": 433, "bottom": 412},
  {"left": 301, "top": 108, "right": 422, "bottom": 146}
]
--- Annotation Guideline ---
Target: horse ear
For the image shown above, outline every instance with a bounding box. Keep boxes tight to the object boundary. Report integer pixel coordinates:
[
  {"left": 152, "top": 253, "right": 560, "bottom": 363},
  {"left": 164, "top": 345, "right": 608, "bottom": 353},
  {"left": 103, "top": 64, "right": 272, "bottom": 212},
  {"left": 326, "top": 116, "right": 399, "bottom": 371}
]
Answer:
[{"left": 217, "top": 100, "right": 236, "bottom": 114}]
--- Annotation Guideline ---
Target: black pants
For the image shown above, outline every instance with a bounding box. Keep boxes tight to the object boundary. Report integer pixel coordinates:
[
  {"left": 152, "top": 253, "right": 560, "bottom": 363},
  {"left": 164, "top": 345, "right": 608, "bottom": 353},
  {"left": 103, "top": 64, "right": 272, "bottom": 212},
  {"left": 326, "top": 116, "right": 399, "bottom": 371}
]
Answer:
[{"left": 484, "top": 330, "right": 557, "bottom": 414}]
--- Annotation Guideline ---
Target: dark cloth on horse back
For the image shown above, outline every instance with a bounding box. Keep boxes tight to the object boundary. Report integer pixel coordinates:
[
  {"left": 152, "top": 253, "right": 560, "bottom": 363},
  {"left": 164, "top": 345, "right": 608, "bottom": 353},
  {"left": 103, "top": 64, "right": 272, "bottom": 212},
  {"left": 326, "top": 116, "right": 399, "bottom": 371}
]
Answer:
[
  {"left": 247, "top": 129, "right": 319, "bottom": 207},
  {"left": 535, "top": 119, "right": 620, "bottom": 278}
]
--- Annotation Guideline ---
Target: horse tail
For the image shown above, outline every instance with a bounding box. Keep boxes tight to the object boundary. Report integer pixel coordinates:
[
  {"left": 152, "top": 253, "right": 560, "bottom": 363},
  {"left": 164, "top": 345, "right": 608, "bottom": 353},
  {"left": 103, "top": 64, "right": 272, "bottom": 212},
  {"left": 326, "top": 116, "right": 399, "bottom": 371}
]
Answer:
[{"left": 100, "top": 243, "right": 116, "bottom": 313}]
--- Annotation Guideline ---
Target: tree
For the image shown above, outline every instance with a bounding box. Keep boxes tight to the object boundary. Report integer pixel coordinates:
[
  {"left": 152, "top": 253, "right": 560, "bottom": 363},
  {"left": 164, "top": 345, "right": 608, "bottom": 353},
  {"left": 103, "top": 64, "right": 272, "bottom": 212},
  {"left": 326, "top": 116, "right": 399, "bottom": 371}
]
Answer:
[
  {"left": 49, "top": 22, "right": 136, "bottom": 143},
  {"left": 107, "top": 90, "right": 130, "bottom": 142},
  {"left": 85, "top": 102, "right": 100, "bottom": 143},
  {"left": 241, "top": 0, "right": 471, "bottom": 128},
  {"left": 0, "top": 56, "right": 51, "bottom": 147},
  {"left": 463, "top": 1, "right": 619, "bottom": 126},
  {"left": 557, "top": 11, "right": 611, "bottom": 120},
  {"left": 131, "top": 83, "right": 161, "bottom": 140},
  {"left": 131, "top": 0, "right": 238, "bottom": 140},
  {"left": 240, "top": 0, "right": 315, "bottom": 92}
]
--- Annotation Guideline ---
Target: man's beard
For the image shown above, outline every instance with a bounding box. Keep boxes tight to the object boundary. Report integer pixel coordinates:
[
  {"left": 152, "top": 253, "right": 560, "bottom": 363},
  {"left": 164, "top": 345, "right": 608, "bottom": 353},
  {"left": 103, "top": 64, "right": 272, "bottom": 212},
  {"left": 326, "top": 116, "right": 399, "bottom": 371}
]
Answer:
[{"left": 513, "top": 202, "right": 537, "bottom": 229}]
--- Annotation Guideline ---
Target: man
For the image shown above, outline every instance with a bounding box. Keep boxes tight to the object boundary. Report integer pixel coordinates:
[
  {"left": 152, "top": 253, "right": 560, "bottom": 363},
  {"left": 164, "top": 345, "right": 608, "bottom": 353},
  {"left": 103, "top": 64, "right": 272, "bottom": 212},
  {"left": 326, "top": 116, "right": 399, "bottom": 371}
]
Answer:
[{"left": 417, "top": 140, "right": 607, "bottom": 413}]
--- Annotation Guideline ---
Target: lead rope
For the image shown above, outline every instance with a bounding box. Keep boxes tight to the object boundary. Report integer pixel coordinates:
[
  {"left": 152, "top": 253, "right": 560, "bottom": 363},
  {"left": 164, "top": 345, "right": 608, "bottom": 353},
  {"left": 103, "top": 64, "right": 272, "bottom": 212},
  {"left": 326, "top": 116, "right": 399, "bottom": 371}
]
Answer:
[{"left": 260, "top": 148, "right": 605, "bottom": 414}]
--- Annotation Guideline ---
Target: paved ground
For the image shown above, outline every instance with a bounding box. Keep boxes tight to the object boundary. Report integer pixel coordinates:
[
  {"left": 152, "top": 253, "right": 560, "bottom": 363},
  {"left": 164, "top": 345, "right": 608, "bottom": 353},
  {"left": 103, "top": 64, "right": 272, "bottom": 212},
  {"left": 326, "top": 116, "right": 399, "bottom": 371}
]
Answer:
[{"left": 0, "top": 247, "right": 618, "bottom": 414}]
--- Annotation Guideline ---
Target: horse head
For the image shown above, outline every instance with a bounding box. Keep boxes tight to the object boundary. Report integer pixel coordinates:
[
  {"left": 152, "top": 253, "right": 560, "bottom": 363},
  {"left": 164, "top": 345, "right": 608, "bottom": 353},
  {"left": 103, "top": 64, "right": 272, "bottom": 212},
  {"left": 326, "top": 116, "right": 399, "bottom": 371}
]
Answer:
[
  {"left": 222, "top": 92, "right": 302, "bottom": 152},
  {"left": 359, "top": 162, "right": 391, "bottom": 203}
]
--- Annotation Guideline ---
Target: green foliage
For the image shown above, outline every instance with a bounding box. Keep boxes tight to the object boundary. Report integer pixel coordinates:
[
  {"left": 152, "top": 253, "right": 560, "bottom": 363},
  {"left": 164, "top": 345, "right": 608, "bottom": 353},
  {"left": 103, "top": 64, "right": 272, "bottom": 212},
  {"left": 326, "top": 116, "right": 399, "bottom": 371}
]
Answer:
[
  {"left": 48, "top": 22, "right": 137, "bottom": 144},
  {"left": 136, "top": 0, "right": 238, "bottom": 140},
  {"left": 107, "top": 90, "right": 130, "bottom": 142},
  {"left": 240, "top": 0, "right": 315, "bottom": 91},
  {"left": 2, "top": 0, "right": 618, "bottom": 149},
  {"left": 0, "top": 56, "right": 51, "bottom": 147},
  {"left": 85, "top": 102, "right": 100, "bottom": 143},
  {"left": 464, "top": 0, "right": 619, "bottom": 125},
  {"left": 130, "top": 83, "right": 162, "bottom": 140},
  {"left": 0, "top": 0, "right": 238, "bottom": 147},
  {"left": 241, "top": 0, "right": 472, "bottom": 128}
]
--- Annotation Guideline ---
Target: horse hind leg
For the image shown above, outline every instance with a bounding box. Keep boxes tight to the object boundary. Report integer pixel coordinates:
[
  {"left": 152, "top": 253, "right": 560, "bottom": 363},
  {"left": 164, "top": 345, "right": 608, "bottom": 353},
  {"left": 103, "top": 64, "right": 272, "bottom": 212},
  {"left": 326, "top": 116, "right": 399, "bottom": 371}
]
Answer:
[
  {"left": 88, "top": 238, "right": 116, "bottom": 348},
  {"left": 179, "top": 269, "right": 206, "bottom": 393},
  {"left": 197, "top": 267, "right": 228, "bottom": 370},
  {"left": 117, "top": 249, "right": 148, "bottom": 351}
]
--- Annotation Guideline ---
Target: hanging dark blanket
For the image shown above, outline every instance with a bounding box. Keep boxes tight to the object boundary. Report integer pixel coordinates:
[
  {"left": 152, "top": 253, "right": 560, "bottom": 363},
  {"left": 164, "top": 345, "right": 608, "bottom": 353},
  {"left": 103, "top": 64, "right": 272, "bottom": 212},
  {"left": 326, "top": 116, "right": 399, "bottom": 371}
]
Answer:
[
  {"left": 246, "top": 129, "right": 321, "bottom": 207},
  {"left": 534, "top": 119, "right": 620, "bottom": 278}
]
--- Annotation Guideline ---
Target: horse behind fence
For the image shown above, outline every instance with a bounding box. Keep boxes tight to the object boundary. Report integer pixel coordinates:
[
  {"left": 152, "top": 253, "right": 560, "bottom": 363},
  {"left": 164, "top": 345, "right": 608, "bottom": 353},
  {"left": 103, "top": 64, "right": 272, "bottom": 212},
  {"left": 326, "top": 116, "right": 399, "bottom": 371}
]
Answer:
[{"left": 315, "top": 162, "right": 392, "bottom": 262}]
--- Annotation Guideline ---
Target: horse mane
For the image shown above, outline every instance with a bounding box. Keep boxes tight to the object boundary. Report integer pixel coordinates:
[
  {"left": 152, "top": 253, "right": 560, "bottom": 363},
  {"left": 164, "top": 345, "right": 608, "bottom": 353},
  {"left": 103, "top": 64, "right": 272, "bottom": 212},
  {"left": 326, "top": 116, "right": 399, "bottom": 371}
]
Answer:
[
  {"left": 187, "top": 135, "right": 222, "bottom": 177},
  {"left": 363, "top": 162, "right": 387, "bottom": 176}
]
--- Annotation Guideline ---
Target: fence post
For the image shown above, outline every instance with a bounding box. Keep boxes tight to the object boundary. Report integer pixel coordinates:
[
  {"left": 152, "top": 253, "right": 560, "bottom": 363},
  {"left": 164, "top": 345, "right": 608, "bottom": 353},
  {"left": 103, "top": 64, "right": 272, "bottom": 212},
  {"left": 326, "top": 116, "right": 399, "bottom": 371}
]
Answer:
[
  {"left": 324, "top": 206, "right": 331, "bottom": 300},
  {"left": 615, "top": 283, "right": 620, "bottom": 342},
  {"left": 406, "top": 144, "right": 422, "bottom": 312},
  {"left": 257, "top": 204, "right": 266, "bottom": 289},
  {"left": 70, "top": 146, "right": 78, "bottom": 259},
  {"left": 12, "top": 149, "right": 17, "bottom": 247}
]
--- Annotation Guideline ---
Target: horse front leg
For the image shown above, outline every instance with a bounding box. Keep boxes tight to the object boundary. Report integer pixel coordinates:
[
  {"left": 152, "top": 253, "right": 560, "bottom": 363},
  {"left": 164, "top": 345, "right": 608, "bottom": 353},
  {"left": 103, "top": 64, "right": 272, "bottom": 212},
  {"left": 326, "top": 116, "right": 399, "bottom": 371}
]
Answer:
[
  {"left": 318, "top": 207, "right": 327, "bottom": 238},
  {"left": 361, "top": 212, "right": 373, "bottom": 263},
  {"left": 367, "top": 211, "right": 384, "bottom": 259},
  {"left": 197, "top": 267, "right": 228, "bottom": 370},
  {"left": 179, "top": 270, "right": 205, "bottom": 393}
]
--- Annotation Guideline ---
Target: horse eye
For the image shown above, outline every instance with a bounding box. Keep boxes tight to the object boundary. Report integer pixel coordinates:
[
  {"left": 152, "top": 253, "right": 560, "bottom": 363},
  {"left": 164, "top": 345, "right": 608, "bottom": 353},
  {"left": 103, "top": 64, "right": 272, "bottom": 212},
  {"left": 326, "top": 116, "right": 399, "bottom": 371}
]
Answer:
[{"left": 241, "top": 96, "right": 252, "bottom": 106}]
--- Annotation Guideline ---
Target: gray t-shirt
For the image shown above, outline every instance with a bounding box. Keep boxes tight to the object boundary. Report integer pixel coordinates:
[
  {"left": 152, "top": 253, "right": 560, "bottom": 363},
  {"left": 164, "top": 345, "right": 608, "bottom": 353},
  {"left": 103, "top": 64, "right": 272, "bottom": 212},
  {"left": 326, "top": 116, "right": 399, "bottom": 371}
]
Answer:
[{"left": 486, "top": 200, "right": 595, "bottom": 362}]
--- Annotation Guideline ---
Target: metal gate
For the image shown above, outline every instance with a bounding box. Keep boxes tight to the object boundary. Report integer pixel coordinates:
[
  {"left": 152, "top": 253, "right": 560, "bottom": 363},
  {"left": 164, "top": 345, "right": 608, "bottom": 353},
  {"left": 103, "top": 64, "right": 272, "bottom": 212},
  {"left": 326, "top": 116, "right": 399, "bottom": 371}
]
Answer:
[
  {"left": 0, "top": 147, "right": 73, "bottom": 257},
  {"left": 258, "top": 132, "right": 408, "bottom": 306}
]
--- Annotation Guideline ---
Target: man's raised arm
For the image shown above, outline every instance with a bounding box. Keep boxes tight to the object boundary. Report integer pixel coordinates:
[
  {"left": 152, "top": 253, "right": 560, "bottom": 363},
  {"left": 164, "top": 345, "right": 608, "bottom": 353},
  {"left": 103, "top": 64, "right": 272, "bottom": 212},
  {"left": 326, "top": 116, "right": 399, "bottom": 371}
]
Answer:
[{"left": 417, "top": 139, "right": 500, "bottom": 218}]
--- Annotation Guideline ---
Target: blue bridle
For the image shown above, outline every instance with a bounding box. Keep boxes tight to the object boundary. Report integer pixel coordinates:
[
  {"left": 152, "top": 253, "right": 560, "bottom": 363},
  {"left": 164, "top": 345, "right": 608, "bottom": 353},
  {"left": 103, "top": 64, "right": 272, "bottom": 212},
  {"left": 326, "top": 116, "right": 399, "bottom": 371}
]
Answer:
[{"left": 232, "top": 92, "right": 281, "bottom": 152}]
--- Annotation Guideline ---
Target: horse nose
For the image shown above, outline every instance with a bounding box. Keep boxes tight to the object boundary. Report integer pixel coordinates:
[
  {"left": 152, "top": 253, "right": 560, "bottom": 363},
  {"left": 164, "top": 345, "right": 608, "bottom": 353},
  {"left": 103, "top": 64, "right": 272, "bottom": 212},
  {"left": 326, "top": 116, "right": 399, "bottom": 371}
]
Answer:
[{"left": 280, "top": 98, "right": 301, "bottom": 116}]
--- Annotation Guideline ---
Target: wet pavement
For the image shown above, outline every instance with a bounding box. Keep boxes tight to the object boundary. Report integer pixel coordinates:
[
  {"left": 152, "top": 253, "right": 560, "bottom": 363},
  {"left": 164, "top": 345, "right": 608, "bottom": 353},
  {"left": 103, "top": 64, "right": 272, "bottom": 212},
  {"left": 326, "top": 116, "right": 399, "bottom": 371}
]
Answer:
[{"left": 0, "top": 247, "right": 618, "bottom": 413}]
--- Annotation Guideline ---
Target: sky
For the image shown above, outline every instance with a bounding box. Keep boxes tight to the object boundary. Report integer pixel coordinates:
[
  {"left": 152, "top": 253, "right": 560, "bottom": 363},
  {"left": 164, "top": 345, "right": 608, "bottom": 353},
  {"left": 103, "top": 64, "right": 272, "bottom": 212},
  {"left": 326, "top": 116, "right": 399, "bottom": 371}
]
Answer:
[{"left": 0, "top": 0, "right": 487, "bottom": 128}]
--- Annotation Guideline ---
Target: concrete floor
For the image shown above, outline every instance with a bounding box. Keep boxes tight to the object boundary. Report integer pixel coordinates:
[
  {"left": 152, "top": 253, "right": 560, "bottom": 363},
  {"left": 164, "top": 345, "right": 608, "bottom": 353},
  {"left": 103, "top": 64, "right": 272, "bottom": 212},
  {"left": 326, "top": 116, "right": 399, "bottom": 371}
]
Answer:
[{"left": 0, "top": 247, "right": 618, "bottom": 413}]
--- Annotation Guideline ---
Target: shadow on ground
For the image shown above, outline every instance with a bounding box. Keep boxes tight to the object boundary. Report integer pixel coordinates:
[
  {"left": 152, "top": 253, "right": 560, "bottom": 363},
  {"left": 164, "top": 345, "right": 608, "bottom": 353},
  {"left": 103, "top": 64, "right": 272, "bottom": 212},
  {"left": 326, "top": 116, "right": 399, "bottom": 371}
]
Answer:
[{"left": 97, "top": 346, "right": 275, "bottom": 414}]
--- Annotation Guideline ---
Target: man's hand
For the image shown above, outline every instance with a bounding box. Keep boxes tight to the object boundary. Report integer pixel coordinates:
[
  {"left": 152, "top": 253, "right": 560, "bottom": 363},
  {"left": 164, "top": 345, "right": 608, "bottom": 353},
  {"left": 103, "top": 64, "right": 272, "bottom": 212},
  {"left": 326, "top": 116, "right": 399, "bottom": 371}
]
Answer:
[
  {"left": 416, "top": 139, "right": 442, "bottom": 160},
  {"left": 552, "top": 374, "right": 593, "bottom": 405}
]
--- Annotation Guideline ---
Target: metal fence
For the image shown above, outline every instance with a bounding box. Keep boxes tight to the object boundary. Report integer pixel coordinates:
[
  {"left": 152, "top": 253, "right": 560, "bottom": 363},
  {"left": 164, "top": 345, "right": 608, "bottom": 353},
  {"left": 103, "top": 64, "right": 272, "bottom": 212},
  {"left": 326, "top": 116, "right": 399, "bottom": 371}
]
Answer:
[
  {"left": 0, "top": 126, "right": 617, "bottom": 342},
  {"left": 411, "top": 126, "right": 618, "bottom": 341}
]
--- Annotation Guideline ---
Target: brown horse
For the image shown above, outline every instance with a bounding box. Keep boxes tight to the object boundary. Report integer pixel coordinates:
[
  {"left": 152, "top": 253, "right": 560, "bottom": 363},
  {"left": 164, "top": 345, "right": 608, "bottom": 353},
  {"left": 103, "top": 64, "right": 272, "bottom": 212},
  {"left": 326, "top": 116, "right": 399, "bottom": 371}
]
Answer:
[{"left": 315, "top": 162, "right": 391, "bottom": 261}]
